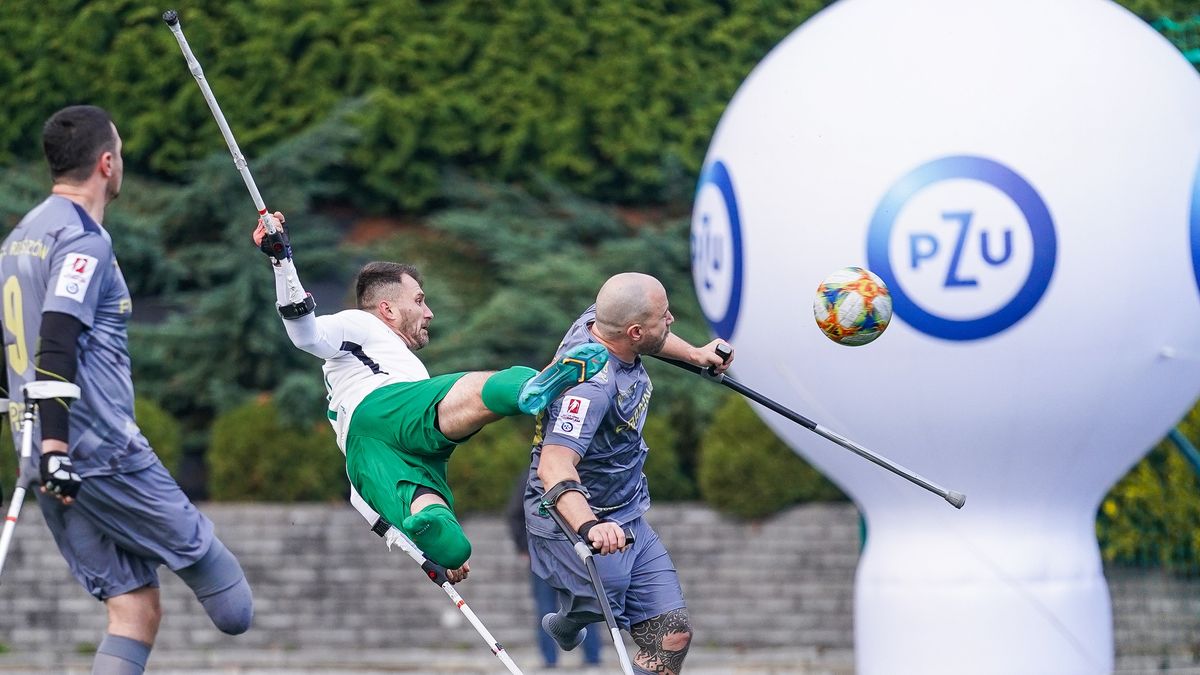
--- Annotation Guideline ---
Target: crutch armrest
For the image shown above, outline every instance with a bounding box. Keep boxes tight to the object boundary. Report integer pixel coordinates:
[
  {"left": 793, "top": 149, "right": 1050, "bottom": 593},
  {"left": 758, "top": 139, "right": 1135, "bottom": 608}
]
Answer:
[
  {"left": 540, "top": 480, "right": 590, "bottom": 509},
  {"left": 22, "top": 381, "right": 81, "bottom": 401}
]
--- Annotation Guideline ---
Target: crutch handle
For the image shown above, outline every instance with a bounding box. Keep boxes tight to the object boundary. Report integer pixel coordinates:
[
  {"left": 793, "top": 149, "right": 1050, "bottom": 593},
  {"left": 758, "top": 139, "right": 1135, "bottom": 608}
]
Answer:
[
  {"left": 420, "top": 558, "right": 450, "bottom": 586},
  {"left": 706, "top": 342, "right": 733, "bottom": 379},
  {"left": 588, "top": 527, "right": 636, "bottom": 554}
]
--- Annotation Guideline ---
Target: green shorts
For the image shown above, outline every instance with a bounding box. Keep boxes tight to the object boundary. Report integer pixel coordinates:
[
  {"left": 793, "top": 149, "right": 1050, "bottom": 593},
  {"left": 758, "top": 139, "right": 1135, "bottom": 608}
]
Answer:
[{"left": 345, "top": 373, "right": 468, "bottom": 530}]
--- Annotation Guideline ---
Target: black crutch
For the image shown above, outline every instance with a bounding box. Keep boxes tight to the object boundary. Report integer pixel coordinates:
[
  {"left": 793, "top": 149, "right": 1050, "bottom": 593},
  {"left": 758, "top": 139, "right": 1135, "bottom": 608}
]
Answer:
[
  {"left": 653, "top": 344, "right": 965, "bottom": 509},
  {"left": 540, "top": 483, "right": 637, "bottom": 675}
]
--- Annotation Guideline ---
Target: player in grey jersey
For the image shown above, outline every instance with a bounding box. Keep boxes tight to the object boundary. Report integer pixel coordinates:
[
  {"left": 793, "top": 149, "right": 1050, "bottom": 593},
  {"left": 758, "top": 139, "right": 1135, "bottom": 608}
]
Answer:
[
  {"left": 0, "top": 106, "right": 252, "bottom": 675},
  {"left": 526, "top": 272, "right": 733, "bottom": 675}
]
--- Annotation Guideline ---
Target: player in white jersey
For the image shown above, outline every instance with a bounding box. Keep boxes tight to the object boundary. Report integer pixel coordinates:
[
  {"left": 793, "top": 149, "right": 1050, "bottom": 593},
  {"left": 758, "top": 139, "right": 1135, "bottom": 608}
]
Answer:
[{"left": 254, "top": 216, "right": 607, "bottom": 580}]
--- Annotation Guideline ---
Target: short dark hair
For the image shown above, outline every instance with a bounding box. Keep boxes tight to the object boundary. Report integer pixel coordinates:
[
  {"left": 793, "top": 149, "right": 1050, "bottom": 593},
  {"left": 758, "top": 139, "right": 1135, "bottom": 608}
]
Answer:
[
  {"left": 42, "top": 105, "right": 116, "bottom": 183},
  {"left": 355, "top": 261, "right": 423, "bottom": 309}
]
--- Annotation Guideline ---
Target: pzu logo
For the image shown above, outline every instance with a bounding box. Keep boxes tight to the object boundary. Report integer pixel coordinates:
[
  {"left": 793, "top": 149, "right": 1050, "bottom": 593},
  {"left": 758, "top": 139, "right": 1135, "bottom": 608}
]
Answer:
[
  {"left": 867, "top": 156, "right": 1057, "bottom": 341},
  {"left": 691, "top": 160, "right": 744, "bottom": 341}
]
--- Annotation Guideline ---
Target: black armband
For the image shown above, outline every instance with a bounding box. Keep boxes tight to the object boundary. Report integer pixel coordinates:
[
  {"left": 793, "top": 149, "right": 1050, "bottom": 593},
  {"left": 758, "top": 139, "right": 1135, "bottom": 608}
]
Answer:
[
  {"left": 577, "top": 519, "right": 603, "bottom": 541},
  {"left": 277, "top": 293, "right": 316, "bottom": 320},
  {"left": 35, "top": 312, "right": 85, "bottom": 442}
]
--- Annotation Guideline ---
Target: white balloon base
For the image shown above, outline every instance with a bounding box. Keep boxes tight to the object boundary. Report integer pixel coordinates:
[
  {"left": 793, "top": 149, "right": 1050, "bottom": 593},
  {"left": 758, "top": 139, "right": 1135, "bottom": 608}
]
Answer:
[{"left": 855, "top": 530, "right": 1113, "bottom": 675}]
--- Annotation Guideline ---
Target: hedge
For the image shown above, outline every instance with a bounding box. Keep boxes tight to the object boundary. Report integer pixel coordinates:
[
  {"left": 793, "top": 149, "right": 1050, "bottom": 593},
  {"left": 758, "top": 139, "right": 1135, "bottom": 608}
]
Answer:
[
  {"left": 0, "top": 0, "right": 826, "bottom": 210},
  {"left": 448, "top": 416, "right": 536, "bottom": 514},
  {"left": 208, "top": 395, "right": 346, "bottom": 501},
  {"left": 698, "top": 395, "right": 845, "bottom": 520}
]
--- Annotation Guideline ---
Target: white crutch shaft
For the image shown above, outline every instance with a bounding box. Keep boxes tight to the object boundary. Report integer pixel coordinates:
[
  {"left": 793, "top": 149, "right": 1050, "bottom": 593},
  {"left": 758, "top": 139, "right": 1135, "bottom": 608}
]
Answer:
[{"left": 162, "top": 10, "right": 306, "bottom": 305}]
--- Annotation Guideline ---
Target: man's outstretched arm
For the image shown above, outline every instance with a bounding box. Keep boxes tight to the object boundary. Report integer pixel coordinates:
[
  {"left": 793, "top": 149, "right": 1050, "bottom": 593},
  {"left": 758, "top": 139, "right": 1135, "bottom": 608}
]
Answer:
[{"left": 253, "top": 211, "right": 347, "bottom": 360}]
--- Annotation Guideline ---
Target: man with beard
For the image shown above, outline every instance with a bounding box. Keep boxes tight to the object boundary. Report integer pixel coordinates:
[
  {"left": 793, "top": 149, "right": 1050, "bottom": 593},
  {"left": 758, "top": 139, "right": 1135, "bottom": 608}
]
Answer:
[{"left": 254, "top": 219, "right": 608, "bottom": 582}]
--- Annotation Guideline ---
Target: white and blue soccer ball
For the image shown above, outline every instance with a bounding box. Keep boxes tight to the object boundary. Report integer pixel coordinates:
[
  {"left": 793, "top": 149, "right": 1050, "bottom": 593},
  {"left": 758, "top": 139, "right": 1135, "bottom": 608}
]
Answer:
[{"left": 813, "top": 266, "right": 893, "bottom": 346}]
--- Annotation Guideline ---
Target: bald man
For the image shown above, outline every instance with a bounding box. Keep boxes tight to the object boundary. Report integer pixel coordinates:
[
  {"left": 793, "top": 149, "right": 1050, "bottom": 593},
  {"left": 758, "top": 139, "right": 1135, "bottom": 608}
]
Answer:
[{"left": 522, "top": 273, "right": 732, "bottom": 675}]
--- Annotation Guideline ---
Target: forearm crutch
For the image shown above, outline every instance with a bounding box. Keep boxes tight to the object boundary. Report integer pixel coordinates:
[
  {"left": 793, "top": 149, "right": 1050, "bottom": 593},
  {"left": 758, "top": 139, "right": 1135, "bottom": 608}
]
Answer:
[
  {"left": 540, "top": 487, "right": 637, "bottom": 675},
  {"left": 653, "top": 344, "right": 966, "bottom": 509},
  {"left": 162, "top": 10, "right": 310, "bottom": 311},
  {"left": 0, "top": 381, "right": 81, "bottom": 582},
  {"left": 349, "top": 490, "right": 525, "bottom": 675}
]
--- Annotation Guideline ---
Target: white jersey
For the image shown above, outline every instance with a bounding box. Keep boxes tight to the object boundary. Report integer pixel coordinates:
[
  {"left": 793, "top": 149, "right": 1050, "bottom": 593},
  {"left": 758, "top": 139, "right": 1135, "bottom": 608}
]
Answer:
[
  {"left": 271, "top": 266, "right": 428, "bottom": 528},
  {"left": 317, "top": 310, "right": 431, "bottom": 451}
]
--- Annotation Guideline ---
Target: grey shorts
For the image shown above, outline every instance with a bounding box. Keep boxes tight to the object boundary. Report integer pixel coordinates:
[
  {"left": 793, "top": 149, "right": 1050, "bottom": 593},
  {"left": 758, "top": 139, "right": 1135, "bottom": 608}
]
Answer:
[
  {"left": 37, "top": 458, "right": 214, "bottom": 601},
  {"left": 528, "top": 516, "right": 685, "bottom": 630}
]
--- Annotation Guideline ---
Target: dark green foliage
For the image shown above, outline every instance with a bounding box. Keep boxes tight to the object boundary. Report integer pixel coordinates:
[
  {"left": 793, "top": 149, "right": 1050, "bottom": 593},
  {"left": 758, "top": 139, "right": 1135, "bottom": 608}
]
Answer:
[
  {"left": 698, "top": 396, "right": 845, "bottom": 520},
  {"left": 0, "top": 0, "right": 829, "bottom": 211},
  {"left": 1098, "top": 401, "right": 1200, "bottom": 572},
  {"left": 448, "top": 416, "right": 536, "bottom": 514},
  {"left": 208, "top": 396, "right": 345, "bottom": 502},
  {"left": 642, "top": 413, "right": 697, "bottom": 502},
  {"left": 1097, "top": 443, "right": 1200, "bottom": 572},
  {"left": 135, "top": 398, "right": 183, "bottom": 475}
]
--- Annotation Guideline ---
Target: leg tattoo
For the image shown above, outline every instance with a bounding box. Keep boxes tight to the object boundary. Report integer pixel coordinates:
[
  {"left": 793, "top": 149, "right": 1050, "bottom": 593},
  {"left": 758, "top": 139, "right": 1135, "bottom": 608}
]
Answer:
[{"left": 631, "top": 608, "right": 693, "bottom": 675}]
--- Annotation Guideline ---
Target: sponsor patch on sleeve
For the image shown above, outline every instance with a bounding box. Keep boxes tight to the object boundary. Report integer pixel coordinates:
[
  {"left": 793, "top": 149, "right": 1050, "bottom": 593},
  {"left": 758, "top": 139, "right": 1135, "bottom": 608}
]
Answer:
[
  {"left": 552, "top": 396, "right": 591, "bottom": 439},
  {"left": 54, "top": 253, "right": 99, "bottom": 302}
]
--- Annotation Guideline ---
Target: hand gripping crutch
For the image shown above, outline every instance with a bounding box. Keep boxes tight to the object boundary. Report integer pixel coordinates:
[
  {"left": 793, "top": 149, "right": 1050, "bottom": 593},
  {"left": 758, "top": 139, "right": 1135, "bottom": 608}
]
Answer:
[
  {"left": 161, "top": 10, "right": 311, "bottom": 313},
  {"left": 349, "top": 490, "right": 525, "bottom": 675},
  {"left": 654, "top": 344, "right": 966, "bottom": 509},
  {"left": 0, "top": 381, "right": 82, "bottom": 582},
  {"left": 540, "top": 485, "right": 637, "bottom": 675}
]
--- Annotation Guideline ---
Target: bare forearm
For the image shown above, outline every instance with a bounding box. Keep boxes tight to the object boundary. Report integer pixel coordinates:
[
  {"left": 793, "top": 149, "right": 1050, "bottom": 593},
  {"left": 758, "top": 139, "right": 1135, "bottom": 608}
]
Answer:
[{"left": 538, "top": 446, "right": 596, "bottom": 531}]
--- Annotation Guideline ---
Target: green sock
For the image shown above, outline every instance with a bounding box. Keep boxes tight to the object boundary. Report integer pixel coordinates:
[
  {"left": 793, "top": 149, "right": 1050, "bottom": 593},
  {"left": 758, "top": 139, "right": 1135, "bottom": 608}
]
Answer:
[
  {"left": 402, "top": 503, "right": 472, "bottom": 569},
  {"left": 480, "top": 366, "right": 538, "bottom": 416}
]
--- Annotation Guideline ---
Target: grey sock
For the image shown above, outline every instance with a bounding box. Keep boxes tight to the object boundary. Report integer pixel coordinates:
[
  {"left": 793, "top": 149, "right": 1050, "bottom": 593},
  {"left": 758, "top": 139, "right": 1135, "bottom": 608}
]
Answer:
[
  {"left": 541, "top": 612, "right": 587, "bottom": 651},
  {"left": 92, "top": 633, "right": 151, "bottom": 675}
]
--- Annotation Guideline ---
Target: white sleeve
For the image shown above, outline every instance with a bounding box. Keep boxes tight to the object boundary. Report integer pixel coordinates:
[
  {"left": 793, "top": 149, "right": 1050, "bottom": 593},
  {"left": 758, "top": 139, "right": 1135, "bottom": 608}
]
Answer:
[
  {"left": 271, "top": 261, "right": 302, "bottom": 308},
  {"left": 272, "top": 265, "right": 355, "bottom": 359}
]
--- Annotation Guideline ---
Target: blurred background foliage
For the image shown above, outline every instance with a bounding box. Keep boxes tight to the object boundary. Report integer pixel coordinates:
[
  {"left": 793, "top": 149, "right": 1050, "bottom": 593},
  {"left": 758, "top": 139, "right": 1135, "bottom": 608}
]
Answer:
[{"left": 0, "top": 1, "right": 1198, "bottom": 572}]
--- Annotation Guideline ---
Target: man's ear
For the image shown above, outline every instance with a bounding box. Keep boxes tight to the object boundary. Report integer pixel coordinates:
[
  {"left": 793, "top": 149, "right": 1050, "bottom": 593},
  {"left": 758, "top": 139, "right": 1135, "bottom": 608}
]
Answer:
[
  {"left": 627, "top": 324, "right": 643, "bottom": 343},
  {"left": 98, "top": 151, "right": 114, "bottom": 177}
]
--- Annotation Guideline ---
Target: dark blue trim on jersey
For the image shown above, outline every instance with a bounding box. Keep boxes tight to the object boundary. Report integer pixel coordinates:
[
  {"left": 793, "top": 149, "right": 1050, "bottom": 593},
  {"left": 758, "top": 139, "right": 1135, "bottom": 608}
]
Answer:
[
  {"left": 69, "top": 202, "right": 101, "bottom": 234},
  {"left": 341, "top": 341, "right": 387, "bottom": 375}
]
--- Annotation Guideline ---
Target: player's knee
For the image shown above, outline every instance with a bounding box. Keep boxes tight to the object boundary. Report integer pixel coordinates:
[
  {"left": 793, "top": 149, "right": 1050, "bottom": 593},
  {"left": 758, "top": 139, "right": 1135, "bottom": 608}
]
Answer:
[
  {"left": 632, "top": 608, "right": 693, "bottom": 663},
  {"left": 176, "top": 539, "right": 254, "bottom": 635},
  {"left": 403, "top": 503, "right": 472, "bottom": 569},
  {"left": 662, "top": 625, "right": 693, "bottom": 652},
  {"left": 205, "top": 577, "right": 254, "bottom": 635}
]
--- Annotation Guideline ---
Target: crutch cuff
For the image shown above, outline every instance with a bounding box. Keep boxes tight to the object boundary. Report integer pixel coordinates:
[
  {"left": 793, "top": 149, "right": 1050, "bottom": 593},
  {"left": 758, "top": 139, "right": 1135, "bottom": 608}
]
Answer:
[
  {"left": 277, "top": 293, "right": 316, "bottom": 320},
  {"left": 541, "top": 480, "right": 590, "bottom": 507},
  {"left": 22, "top": 381, "right": 81, "bottom": 401}
]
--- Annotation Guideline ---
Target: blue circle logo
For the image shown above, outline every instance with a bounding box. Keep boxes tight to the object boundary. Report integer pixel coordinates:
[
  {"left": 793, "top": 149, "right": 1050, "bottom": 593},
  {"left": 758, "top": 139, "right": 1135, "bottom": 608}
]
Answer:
[
  {"left": 866, "top": 156, "right": 1057, "bottom": 341},
  {"left": 691, "top": 160, "right": 744, "bottom": 341}
]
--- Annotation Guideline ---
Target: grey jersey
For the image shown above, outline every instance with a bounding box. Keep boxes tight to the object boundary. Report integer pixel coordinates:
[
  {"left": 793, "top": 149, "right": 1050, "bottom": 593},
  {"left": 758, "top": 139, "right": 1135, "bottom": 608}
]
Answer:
[
  {"left": 0, "top": 196, "right": 152, "bottom": 477},
  {"left": 525, "top": 305, "right": 653, "bottom": 539}
]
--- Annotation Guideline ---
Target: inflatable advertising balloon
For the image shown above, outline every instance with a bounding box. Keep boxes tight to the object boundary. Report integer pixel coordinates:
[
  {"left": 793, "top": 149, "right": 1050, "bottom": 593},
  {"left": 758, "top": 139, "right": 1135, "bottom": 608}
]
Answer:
[{"left": 691, "top": 0, "right": 1200, "bottom": 672}]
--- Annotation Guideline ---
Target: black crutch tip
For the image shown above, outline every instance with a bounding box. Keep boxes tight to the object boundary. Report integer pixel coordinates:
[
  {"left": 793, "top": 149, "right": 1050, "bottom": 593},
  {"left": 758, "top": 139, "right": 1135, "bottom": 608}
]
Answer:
[
  {"left": 946, "top": 491, "right": 966, "bottom": 509},
  {"left": 162, "top": 10, "right": 179, "bottom": 25}
]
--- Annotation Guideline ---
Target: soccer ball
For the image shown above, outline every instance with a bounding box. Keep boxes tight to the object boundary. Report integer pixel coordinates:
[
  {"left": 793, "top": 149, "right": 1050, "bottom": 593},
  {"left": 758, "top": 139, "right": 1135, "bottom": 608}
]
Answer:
[{"left": 813, "top": 267, "right": 893, "bottom": 346}]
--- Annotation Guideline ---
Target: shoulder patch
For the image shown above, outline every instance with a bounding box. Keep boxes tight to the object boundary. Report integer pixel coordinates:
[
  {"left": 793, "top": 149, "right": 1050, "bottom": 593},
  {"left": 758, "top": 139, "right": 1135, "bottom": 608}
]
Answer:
[
  {"left": 552, "top": 395, "right": 591, "bottom": 439},
  {"left": 54, "top": 253, "right": 100, "bottom": 302}
]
